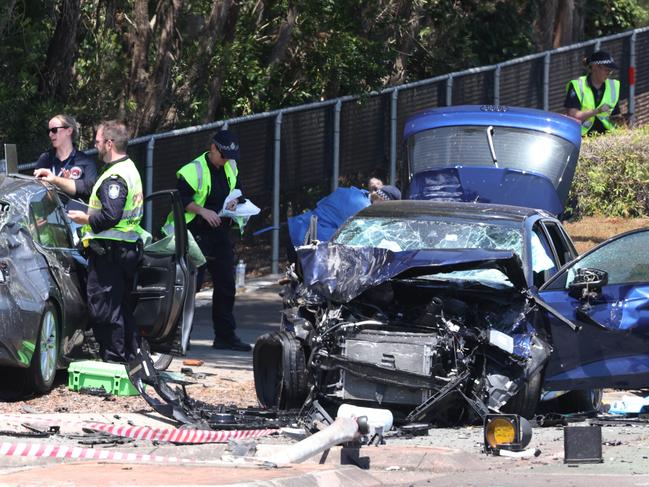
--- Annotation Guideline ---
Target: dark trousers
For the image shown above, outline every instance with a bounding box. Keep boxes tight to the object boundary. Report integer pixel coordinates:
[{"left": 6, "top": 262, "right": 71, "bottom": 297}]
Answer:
[
  {"left": 193, "top": 225, "right": 237, "bottom": 341},
  {"left": 86, "top": 240, "right": 141, "bottom": 363}
]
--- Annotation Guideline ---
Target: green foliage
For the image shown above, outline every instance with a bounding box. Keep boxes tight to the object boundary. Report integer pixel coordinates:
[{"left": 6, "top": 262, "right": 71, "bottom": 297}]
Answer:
[
  {"left": 585, "top": 0, "right": 649, "bottom": 37},
  {"left": 1, "top": 0, "right": 649, "bottom": 162},
  {"left": 568, "top": 126, "right": 649, "bottom": 218}
]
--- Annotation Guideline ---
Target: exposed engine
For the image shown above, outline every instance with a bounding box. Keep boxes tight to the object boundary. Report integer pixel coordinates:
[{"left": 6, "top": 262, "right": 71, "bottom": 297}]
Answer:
[{"left": 255, "top": 264, "right": 548, "bottom": 425}]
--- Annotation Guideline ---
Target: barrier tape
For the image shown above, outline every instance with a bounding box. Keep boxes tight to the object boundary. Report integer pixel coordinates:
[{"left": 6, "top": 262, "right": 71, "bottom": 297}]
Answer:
[
  {"left": 0, "top": 441, "right": 195, "bottom": 464},
  {"left": 82, "top": 423, "right": 275, "bottom": 443},
  {"left": 0, "top": 415, "right": 276, "bottom": 444}
]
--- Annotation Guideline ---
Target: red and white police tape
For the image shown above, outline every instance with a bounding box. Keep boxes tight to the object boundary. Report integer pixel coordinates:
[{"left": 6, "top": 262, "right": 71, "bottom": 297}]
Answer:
[
  {"left": 0, "top": 441, "right": 196, "bottom": 464},
  {"left": 0, "top": 414, "right": 275, "bottom": 444},
  {"left": 82, "top": 422, "right": 275, "bottom": 443}
]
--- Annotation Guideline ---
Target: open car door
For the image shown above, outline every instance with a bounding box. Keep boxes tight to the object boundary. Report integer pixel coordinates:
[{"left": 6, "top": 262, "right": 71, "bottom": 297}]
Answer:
[
  {"left": 539, "top": 228, "right": 649, "bottom": 391},
  {"left": 133, "top": 190, "right": 195, "bottom": 355}
]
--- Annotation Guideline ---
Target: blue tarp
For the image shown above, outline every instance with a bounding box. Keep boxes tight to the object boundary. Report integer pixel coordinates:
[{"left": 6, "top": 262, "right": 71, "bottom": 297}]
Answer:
[{"left": 288, "top": 187, "right": 370, "bottom": 247}]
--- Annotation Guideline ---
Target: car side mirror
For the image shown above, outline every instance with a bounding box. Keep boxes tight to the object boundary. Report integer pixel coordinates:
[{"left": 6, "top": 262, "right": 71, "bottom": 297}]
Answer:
[{"left": 568, "top": 268, "right": 608, "bottom": 299}]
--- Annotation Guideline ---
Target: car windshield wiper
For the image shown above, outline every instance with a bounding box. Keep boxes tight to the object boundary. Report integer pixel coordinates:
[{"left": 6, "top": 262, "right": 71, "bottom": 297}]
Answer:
[{"left": 486, "top": 125, "right": 498, "bottom": 168}]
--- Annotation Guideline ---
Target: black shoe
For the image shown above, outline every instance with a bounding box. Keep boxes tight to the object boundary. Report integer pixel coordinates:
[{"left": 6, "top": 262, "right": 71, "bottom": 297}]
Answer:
[{"left": 212, "top": 336, "right": 252, "bottom": 352}]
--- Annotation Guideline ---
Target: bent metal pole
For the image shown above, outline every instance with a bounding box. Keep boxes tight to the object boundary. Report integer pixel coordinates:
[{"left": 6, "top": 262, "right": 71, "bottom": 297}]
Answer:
[{"left": 262, "top": 417, "right": 363, "bottom": 465}]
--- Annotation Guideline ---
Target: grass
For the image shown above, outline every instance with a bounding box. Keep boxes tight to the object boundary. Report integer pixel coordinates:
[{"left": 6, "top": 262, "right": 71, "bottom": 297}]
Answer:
[{"left": 564, "top": 216, "right": 649, "bottom": 254}]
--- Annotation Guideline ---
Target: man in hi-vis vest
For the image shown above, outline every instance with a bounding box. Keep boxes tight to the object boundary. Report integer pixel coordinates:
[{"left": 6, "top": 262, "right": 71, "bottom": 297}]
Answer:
[
  {"left": 565, "top": 50, "right": 621, "bottom": 136},
  {"left": 68, "top": 121, "right": 144, "bottom": 363},
  {"left": 170, "top": 129, "right": 250, "bottom": 352}
]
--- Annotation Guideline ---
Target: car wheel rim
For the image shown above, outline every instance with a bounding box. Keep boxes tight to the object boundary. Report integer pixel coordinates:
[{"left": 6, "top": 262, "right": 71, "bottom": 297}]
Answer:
[{"left": 40, "top": 310, "right": 57, "bottom": 383}]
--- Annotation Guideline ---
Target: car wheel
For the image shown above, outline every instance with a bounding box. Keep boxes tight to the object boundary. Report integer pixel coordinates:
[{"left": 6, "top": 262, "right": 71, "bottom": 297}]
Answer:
[
  {"left": 151, "top": 352, "right": 173, "bottom": 371},
  {"left": 28, "top": 303, "right": 59, "bottom": 394},
  {"left": 253, "top": 331, "right": 308, "bottom": 409},
  {"left": 502, "top": 369, "right": 543, "bottom": 419},
  {"left": 545, "top": 389, "right": 603, "bottom": 414}
]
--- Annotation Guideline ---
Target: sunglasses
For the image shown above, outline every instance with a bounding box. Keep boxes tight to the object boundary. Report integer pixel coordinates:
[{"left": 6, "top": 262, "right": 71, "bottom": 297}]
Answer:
[{"left": 47, "top": 126, "right": 69, "bottom": 134}]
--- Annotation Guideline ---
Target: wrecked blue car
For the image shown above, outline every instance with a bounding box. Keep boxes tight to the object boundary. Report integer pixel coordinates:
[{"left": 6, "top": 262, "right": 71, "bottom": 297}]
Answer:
[{"left": 253, "top": 105, "right": 647, "bottom": 424}]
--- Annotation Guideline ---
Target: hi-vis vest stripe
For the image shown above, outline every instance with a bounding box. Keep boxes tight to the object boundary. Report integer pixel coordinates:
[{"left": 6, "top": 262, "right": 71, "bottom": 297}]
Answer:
[
  {"left": 162, "top": 154, "right": 238, "bottom": 235},
  {"left": 81, "top": 158, "right": 144, "bottom": 243},
  {"left": 566, "top": 76, "right": 620, "bottom": 135}
]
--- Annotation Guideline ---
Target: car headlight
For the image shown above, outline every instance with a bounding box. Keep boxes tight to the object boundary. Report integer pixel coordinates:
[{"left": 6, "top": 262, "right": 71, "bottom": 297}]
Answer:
[{"left": 484, "top": 414, "right": 532, "bottom": 453}]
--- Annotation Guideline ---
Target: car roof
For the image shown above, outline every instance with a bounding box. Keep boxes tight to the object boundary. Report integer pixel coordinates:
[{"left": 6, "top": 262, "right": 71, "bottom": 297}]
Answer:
[
  {"left": 354, "top": 200, "right": 549, "bottom": 223},
  {"left": 0, "top": 174, "right": 44, "bottom": 195},
  {"left": 403, "top": 105, "right": 581, "bottom": 148}
]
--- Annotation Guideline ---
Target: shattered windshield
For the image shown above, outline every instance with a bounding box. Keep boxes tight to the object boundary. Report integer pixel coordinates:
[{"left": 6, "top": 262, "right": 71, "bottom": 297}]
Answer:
[
  {"left": 333, "top": 216, "right": 523, "bottom": 287},
  {"left": 334, "top": 217, "right": 523, "bottom": 253}
]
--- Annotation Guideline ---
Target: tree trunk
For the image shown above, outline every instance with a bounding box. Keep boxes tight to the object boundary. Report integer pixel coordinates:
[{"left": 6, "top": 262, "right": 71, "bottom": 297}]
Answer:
[
  {"left": 177, "top": 0, "right": 239, "bottom": 123},
  {"left": 126, "top": 0, "right": 183, "bottom": 136},
  {"left": 40, "top": 0, "right": 83, "bottom": 100},
  {"left": 0, "top": 0, "right": 18, "bottom": 39},
  {"left": 533, "top": 0, "right": 585, "bottom": 49},
  {"left": 268, "top": 4, "right": 297, "bottom": 67}
]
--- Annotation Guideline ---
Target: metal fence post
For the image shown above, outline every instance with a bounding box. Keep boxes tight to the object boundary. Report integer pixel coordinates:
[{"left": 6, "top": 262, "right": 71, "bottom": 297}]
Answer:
[
  {"left": 272, "top": 112, "right": 283, "bottom": 275},
  {"left": 446, "top": 76, "right": 453, "bottom": 106},
  {"left": 390, "top": 89, "right": 398, "bottom": 185},
  {"left": 543, "top": 52, "right": 551, "bottom": 111},
  {"left": 331, "top": 100, "right": 342, "bottom": 192},
  {"left": 629, "top": 30, "right": 637, "bottom": 124},
  {"left": 494, "top": 65, "right": 501, "bottom": 106},
  {"left": 145, "top": 137, "right": 155, "bottom": 232}
]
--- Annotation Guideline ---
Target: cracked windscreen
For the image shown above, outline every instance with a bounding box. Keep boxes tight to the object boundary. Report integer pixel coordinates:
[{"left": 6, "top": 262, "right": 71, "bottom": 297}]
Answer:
[{"left": 333, "top": 216, "right": 523, "bottom": 287}]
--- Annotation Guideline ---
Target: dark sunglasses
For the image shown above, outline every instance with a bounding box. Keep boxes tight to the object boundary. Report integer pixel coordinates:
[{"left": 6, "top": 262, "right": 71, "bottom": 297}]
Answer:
[{"left": 47, "top": 126, "right": 69, "bottom": 134}]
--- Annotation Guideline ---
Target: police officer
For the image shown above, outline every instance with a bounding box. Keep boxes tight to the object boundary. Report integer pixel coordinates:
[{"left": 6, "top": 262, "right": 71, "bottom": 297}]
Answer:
[
  {"left": 565, "top": 51, "right": 621, "bottom": 136},
  {"left": 67, "top": 121, "right": 144, "bottom": 363},
  {"left": 164, "top": 129, "right": 250, "bottom": 352},
  {"left": 33, "top": 114, "right": 98, "bottom": 203}
]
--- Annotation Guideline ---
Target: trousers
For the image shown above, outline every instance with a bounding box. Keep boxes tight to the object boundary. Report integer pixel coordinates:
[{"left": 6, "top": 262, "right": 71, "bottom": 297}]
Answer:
[
  {"left": 86, "top": 240, "right": 141, "bottom": 363},
  {"left": 192, "top": 223, "right": 237, "bottom": 340}
]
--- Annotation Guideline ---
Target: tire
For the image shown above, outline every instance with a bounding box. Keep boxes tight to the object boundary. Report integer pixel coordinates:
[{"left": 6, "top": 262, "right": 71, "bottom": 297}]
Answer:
[
  {"left": 502, "top": 369, "right": 543, "bottom": 419},
  {"left": 151, "top": 353, "right": 173, "bottom": 371},
  {"left": 253, "top": 331, "right": 308, "bottom": 409},
  {"left": 28, "top": 302, "right": 59, "bottom": 394},
  {"left": 544, "top": 389, "right": 603, "bottom": 414}
]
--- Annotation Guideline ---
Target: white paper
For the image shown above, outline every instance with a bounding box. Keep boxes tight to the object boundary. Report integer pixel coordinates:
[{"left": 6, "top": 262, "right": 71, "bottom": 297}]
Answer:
[{"left": 218, "top": 189, "right": 261, "bottom": 219}]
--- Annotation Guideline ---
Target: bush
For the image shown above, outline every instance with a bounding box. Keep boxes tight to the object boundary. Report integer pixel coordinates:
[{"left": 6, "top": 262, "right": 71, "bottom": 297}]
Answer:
[{"left": 567, "top": 125, "right": 649, "bottom": 219}]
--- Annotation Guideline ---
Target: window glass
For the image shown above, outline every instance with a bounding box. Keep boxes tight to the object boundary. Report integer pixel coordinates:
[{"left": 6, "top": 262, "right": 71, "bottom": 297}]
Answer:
[
  {"left": 543, "top": 221, "right": 574, "bottom": 266},
  {"left": 546, "top": 230, "right": 649, "bottom": 290},
  {"left": 29, "top": 191, "right": 73, "bottom": 248},
  {"left": 408, "top": 126, "right": 578, "bottom": 189},
  {"left": 334, "top": 216, "right": 523, "bottom": 254},
  {"left": 334, "top": 216, "right": 523, "bottom": 289},
  {"left": 531, "top": 226, "right": 558, "bottom": 287}
]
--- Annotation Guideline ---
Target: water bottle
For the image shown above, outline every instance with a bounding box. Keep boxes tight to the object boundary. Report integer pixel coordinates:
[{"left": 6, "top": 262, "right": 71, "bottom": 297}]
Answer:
[{"left": 235, "top": 259, "right": 246, "bottom": 290}]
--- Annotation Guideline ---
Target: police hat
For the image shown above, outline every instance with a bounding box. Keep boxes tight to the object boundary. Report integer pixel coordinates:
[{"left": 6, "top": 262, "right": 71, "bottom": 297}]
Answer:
[
  {"left": 375, "top": 185, "right": 401, "bottom": 201},
  {"left": 588, "top": 51, "right": 618, "bottom": 70},
  {"left": 212, "top": 130, "right": 240, "bottom": 160}
]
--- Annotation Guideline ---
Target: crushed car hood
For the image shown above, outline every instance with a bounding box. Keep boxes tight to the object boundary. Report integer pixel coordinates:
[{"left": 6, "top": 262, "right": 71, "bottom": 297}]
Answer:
[{"left": 297, "top": 243, "right": 527, "bottom": 302}]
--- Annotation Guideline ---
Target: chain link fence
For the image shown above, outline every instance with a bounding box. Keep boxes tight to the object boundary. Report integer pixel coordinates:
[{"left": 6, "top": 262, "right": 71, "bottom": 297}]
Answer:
[{"left": 19, "top": 27, "right": 649, "bottom": 274}]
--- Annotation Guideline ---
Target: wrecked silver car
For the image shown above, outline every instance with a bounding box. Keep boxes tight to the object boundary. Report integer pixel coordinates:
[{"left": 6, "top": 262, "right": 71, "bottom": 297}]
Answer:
[{"left": 0, "top": 173, "right": 195, "bottom": 395}]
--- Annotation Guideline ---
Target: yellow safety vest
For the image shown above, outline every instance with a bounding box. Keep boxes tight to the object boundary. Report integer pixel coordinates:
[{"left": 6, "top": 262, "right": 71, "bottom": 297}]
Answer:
[
  {"left": 163, "top": 153, "right": 241, "bottom": 235},
  {"left": 81, "top": 158, "right": 144, "bottom": 243},
  {"left": 566, "top": 76, "right": 620, "bottom": 135}
]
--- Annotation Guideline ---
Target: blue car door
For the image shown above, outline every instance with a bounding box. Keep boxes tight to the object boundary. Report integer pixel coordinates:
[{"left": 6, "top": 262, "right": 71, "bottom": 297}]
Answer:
[{"left": 539, "top": 228, "right": 649, "bottom": 391}]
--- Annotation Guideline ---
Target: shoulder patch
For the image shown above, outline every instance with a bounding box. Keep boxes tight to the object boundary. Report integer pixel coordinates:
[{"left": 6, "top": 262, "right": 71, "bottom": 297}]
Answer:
[
  {"left": 69, "top": 166, "right": 82, "bottom": 180},
  {"left": 108, "top": 184, "right": 121, "bottom": 200}
]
